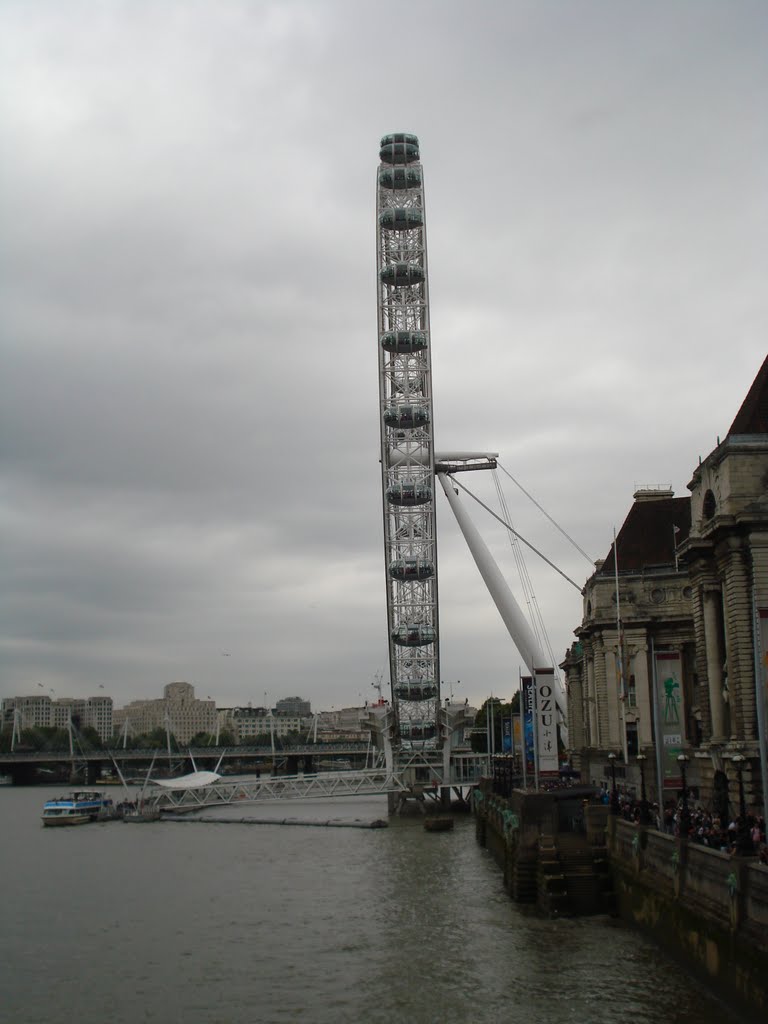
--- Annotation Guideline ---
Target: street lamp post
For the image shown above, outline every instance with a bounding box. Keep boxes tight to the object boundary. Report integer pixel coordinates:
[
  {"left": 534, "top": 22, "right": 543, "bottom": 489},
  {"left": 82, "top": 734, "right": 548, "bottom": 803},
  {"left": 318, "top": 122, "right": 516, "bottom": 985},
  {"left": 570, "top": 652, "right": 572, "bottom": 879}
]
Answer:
[
  {"left": 677, "top": 753, "right": 690, "bottom": 839},
  {"left": 608, "top": 752, "right": 619, "bottom": 815},
  {"left": 732, "top": 754, "right": 753, "bottom": 856},
  {"left": 637, "top": 753, "right": 650, "bottom": 826}
]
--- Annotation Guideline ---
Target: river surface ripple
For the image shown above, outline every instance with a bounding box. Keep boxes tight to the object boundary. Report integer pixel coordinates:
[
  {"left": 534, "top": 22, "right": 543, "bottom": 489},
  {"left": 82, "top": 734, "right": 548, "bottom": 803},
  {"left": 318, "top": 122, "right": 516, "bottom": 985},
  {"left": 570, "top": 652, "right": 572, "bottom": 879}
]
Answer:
[{"left": 0, "top": 785, "right": 747, "bottom": 1024}]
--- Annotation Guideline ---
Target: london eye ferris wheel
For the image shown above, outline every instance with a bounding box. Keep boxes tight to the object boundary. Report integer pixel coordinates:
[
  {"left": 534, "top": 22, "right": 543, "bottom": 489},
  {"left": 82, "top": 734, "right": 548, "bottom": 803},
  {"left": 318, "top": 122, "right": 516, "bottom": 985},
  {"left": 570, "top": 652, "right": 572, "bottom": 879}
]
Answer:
[
  {"left": 374, "top": 134, "right": 566, "bottom": 785},
  {"left": 375, "top": 133, "right": 441, "bottom": 758}
]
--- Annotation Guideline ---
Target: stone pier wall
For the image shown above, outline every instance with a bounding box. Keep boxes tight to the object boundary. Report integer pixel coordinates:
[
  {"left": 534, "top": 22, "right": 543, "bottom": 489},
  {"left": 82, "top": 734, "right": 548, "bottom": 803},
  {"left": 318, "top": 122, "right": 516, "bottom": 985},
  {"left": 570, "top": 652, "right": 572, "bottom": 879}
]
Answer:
[
  {"left": 608, "top": 817, "right": 768, "bottom": 1017},
  {"left": 474, "top": 784, "right": 613, "bottom": 913}
]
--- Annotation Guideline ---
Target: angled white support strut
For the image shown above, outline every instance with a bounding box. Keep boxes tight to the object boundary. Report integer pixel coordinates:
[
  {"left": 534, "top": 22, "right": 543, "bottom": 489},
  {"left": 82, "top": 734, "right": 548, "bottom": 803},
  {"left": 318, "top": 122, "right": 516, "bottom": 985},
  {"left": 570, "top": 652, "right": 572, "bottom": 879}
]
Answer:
[{"left": 437, "top": 472, "right": 548, "bottom": 676}]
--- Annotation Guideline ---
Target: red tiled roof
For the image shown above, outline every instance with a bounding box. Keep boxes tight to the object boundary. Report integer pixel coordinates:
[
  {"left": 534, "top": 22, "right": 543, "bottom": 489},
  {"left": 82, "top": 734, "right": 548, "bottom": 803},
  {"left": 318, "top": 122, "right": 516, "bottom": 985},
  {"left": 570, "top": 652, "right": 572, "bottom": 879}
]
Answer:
[
  {"left": 599, "top": 497, "right": 691, "bottom": 574},
  {"left": 728, "top": 354, "right": 768, "bottom": 436}
]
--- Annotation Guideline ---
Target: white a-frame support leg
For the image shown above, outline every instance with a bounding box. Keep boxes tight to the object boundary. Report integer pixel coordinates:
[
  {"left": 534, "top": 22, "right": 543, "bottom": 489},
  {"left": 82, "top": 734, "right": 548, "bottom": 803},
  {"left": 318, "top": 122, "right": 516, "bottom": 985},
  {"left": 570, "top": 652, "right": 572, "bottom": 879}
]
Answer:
[{"left": 437, "top": 472, "right": 549, "bottom": 677}]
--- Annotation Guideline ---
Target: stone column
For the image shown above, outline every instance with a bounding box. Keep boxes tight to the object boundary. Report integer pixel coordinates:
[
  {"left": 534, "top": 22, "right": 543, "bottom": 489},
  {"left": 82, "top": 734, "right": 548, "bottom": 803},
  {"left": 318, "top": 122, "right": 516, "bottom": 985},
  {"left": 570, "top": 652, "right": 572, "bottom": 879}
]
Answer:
[
  {"left": 751, "top": 530, "right": 768, "bottom": 608},
  {"left": 688, "top": 568, "right": 712, "bottom": 737},
  {"left": 593, "top": 637, "right": 609, "bottom": 748},
  {"left": 568, "top": 668, "right": 585, "bottom": 751},
  {"left": 586, "top": 654, "right": 598, "bottom": 747},
  {"left": 719, "top": 536, "right": 756, "bottom": 742},
  {"left": 702, "top": 586, "right": 726, "bottom": 741},
  {"left": 633, "top": 641, "right": 654, "bottom": 747},
  {"left": 604, "top": 643, "right": 621, "bottom": 750}
]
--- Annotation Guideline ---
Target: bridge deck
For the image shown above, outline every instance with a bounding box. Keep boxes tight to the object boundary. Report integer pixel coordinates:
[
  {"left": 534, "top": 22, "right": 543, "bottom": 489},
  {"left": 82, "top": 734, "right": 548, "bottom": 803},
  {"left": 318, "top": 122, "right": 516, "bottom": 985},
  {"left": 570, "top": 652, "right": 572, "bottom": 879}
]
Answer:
[{"left": 0, "top": 743, "right": 373, "bottom": 765}]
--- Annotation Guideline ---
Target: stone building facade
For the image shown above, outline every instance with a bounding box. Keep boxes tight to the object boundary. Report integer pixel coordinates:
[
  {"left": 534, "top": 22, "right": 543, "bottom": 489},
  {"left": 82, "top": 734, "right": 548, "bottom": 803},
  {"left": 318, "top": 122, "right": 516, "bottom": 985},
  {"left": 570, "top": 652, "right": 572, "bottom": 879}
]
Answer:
[
  {"left": 217, "top": 706, "right": 312, "bottom": 743},
  {"left": 218, "top": 706, "right": 269, "bottom": 744},
  {"left": 680, "top": 355, "right": 768, "bottom": 811},
  {"left": 316, "top": 707, "right": 369, "bottom": 741},
  {"left": 562, "top": 489, "right": 694, "bottom": 790},
  {"left": 1, "top": 694, "right": 114, "bottom": 742},
  {"left": 563, "top": 355, "right": 768, "bottom": 814},
  {"left": 275, "top": 696, "right": 311, "bottom": 717}
]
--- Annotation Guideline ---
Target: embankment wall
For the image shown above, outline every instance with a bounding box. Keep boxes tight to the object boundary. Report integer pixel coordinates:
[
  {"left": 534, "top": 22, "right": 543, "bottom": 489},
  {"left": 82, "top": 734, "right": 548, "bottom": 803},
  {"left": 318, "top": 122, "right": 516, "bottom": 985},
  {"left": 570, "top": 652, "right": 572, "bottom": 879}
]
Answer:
[
  {"left": 608, "top": 816, "right": 768, "bottom": 1018},
  {"left": 474, "top": 785, "right": 768, "bottom": 1018}
]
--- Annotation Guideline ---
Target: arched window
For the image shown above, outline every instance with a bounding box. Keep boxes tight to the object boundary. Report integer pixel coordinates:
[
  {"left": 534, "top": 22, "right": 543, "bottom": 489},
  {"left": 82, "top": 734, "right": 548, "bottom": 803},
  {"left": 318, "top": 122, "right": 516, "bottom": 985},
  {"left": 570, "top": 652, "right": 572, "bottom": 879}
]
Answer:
[{"left": 703, "top": 489, "right": 716, "bottom": 520}]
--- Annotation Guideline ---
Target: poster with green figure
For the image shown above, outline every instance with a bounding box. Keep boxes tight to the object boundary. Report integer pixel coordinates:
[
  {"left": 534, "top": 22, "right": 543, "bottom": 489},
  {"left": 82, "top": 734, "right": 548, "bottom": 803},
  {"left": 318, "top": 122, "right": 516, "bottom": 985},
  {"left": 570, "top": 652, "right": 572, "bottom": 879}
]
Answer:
[
  {"left": 663, "top": 676, "right": 680, "bottom": 724},
  {"left": 655, "top": 650, "right": 685, "bottom": 786}
]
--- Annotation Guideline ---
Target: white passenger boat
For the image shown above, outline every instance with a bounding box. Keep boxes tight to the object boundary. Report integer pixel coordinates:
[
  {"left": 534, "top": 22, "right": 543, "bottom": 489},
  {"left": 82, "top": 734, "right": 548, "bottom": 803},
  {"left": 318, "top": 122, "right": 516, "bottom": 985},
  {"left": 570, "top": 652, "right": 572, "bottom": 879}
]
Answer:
[{"left": 41, "top": 790, "right": 116, "bottom": 827}]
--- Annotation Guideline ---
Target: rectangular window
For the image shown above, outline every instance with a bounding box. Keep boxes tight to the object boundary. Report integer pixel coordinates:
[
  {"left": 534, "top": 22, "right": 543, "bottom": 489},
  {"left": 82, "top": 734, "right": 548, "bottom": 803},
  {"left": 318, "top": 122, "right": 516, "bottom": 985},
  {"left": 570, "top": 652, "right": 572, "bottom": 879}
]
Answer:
[
  {"left": 626, "top": 721, "right": 638, "bottom": 757},
  {"left": 628, "top": 673, "right": 637, "bottom": 707}
]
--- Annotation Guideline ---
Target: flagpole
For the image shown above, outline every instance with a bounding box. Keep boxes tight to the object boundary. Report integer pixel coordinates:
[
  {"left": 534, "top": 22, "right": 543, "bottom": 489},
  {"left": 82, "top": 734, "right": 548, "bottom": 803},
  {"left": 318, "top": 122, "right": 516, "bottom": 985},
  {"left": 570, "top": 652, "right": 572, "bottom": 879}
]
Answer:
[
  {"left": 672, "top": 524, "right": 680, "bottom": 573},
  {"left": 613, "top": 528, "right": 629, "bottom": 764},
  {"left": 490, "top": 693, "right": 495, "bottom": 757},
  {"left": 752, "top": 589, "right": 768, "bottom": 830},
  {"left": 485, "top": 699, "right": 490, "bottom": 767},
  {"left": 650, "top": 636, "right": 664, "bottom": 808},
  {"left": 509, "top": 697, "right": 515, "bottom": 759}
]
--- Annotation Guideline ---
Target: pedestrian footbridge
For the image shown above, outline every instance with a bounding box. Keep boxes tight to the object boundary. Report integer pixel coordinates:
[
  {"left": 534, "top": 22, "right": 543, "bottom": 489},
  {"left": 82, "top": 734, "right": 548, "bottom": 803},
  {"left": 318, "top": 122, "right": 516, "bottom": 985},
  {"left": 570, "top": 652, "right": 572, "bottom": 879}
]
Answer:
[
  {"left": 142, "top": 760, "right": 485, "bottom": 813},
  {"left": 143, "top": 769, "right": 408, "bottom": 812}
]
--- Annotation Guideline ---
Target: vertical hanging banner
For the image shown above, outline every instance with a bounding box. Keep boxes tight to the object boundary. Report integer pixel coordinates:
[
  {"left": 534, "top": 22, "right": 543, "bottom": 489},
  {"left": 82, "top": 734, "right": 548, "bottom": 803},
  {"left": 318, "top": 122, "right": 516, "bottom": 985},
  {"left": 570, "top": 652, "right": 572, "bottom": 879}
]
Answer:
[
  {"left": 521, "top": 676, "right": 535, "bottom": 776},
  {"left": 655, "top": 650, "right": 685, "bottom": 786},
  {"left": 535, "top": 669, "right": 559, "bottom": 775},
  {"left": 502, "top": 717, "right": 513, "bottom": 753}
]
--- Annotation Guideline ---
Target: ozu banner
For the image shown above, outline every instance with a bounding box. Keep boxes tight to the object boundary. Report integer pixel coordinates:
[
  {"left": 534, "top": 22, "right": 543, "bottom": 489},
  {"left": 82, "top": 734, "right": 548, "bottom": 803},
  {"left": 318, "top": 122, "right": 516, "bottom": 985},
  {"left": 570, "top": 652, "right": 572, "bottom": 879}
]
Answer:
[{"left": 535, "top": 669, "right": 559, "bottom": 774}]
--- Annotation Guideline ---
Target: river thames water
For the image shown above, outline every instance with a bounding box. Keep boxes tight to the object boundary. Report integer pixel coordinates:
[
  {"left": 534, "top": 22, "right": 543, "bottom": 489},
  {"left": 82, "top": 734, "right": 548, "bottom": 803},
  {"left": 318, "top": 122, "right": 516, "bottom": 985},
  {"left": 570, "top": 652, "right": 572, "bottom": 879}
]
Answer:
[{"left": 0, "top": 784, "right": 752, "bottom": 1024}]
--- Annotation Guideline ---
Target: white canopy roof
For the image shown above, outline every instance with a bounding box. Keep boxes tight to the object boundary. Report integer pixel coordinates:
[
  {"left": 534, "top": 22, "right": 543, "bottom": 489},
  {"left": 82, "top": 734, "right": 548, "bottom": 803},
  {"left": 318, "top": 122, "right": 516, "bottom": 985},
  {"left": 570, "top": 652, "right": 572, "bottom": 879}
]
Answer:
[{"left": 148, "top": 771, "right": 221, "bottom": 790}]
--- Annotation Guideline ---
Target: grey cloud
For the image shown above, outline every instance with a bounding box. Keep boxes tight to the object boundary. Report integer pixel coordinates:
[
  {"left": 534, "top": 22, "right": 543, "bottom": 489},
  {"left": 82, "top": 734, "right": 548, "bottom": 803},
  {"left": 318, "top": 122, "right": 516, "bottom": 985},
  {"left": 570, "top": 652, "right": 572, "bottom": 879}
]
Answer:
[{"left": 1, "top": 1, "right": 766, "bottom": 711}]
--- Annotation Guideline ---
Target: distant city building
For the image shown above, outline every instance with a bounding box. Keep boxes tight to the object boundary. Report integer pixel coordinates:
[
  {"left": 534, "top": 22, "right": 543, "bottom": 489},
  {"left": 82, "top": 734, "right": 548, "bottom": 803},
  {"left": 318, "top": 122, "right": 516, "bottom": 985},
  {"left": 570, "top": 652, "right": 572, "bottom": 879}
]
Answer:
[
  {"left": 218, "top": 706, "right": 270, "bottom": 744},
  {"left": 215, "top": 706, "right": 315, "bottom": 744},
  {"left": 54, "top": 697, "right": 113, "bottom": 742},
  {"left": 1, "top": 694, "right": 114, "bottom": 742},
  {"left": 1, "top": 695, "right": 51, "bottom": 730},
  {"left": 270, "top": 713, "right": 312, "bottom": 739},
  {"left": 275, "top": 696, "right": 311, "bottom": 717},
  {"left": 316, "top": 707, "right": 368, "bottom": 741},
  {"left": 444, "top": 701, "right": 477, "bottom": 750},
  {"left": 113, "top": 681, "right": 216, "bottom": 745}
]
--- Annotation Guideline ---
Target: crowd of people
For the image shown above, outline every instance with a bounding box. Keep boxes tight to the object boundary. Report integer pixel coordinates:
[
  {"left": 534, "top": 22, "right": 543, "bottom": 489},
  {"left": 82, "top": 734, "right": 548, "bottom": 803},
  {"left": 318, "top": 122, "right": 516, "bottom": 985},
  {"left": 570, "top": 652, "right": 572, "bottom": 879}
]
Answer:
[
  {"left": 489, "top": 759, "right": 768, "bottom": 863},
  {"left": 601, "top": 786, "right": 768, "bottom": 863}
]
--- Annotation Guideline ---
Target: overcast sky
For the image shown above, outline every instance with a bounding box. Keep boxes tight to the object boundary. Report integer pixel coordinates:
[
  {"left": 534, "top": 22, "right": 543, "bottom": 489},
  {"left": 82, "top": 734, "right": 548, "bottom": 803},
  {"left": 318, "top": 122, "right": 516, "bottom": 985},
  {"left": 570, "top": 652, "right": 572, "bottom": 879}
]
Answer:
[{"left": 1, "top": 1, "right": 766, "bottom": 714}]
